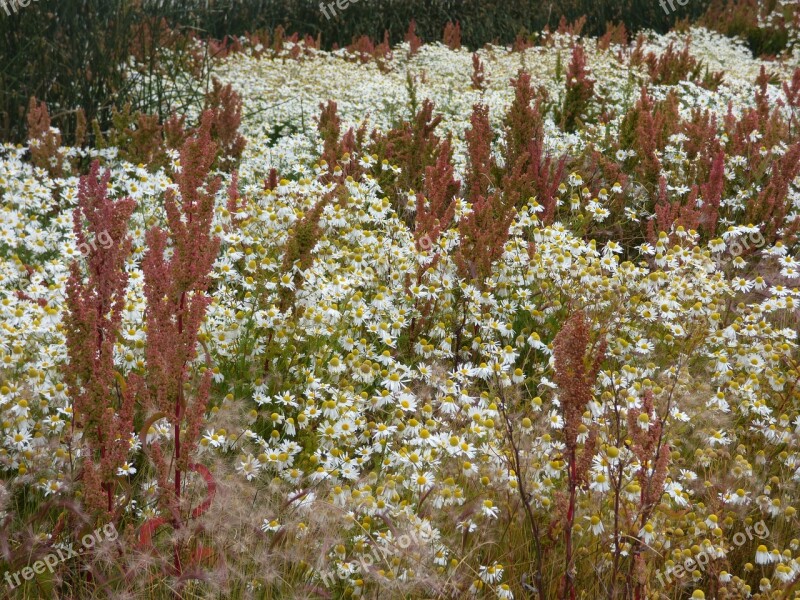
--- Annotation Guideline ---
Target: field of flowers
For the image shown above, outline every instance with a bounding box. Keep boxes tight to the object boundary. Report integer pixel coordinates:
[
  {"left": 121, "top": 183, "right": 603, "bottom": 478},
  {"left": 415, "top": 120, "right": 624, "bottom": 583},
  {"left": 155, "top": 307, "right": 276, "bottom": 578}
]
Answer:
[{"left": 1, "top": 18, "right": 800, "bottom": 600}]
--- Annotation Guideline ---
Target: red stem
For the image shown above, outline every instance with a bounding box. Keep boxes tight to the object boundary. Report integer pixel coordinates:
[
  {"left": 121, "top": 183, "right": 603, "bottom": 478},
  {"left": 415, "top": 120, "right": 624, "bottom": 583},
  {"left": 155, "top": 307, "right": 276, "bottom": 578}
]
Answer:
[
  {"left": 564, "top": 446, "right": 577, "bottom": 600},
  {"left": 173, "top": 289, "right": 186, "bottom": 577}
]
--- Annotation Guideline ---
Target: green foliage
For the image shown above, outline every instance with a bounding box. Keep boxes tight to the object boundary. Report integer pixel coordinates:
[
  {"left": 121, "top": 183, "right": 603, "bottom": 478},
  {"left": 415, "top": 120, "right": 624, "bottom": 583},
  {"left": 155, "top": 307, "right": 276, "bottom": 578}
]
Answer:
[
  {"left": 0, "top": 0, "right": 710, "bottom": 145},
  {"left": 237, "top": 0, "right": 708, "bottom": 51},
  {"left": 700, "top": 0, "right": 795, "bottom": 55},
  {"left": 0, "top": 1, "right": 214, "bottom": 145}
]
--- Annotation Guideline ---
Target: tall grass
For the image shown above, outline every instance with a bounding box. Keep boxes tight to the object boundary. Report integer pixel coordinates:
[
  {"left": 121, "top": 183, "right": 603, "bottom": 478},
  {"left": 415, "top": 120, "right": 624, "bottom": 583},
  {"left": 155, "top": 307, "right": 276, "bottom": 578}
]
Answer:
[
  {"left": 142, "top": 0, "right": 710, "bottom": 46},
  {"left": 0, "top": 0, "right": 216, "bottom": 144},
  {"left": 0, "top": 0, "right": 711, "bottom": 145}
]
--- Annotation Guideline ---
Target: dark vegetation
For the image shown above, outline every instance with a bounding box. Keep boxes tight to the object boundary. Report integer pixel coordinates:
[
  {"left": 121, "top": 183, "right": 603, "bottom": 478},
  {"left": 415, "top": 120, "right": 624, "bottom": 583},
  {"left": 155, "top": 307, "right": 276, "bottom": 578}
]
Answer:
[{"left": 0, "top": 0, "right": 790, "bottom": 145}]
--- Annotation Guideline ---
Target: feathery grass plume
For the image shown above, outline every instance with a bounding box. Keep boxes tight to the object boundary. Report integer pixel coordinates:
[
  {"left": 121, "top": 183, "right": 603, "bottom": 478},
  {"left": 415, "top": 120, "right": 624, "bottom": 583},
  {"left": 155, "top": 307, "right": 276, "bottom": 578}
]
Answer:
[
  {"left": 26, "top": 97, "right": 64, "bottom": 178},
  {"left": 557, "top": 43, "right": 595, "bottom": 132},
  {"left": 502, "top": 73, "right": 566, "bottom": 220},
  {"left": 443, "top": 20, "right": 462, "bottom": 50},
  {"left": 139, "top": 111, "right": 221, "bottom": 575},
  {"left": 552, "top": 310, "right": 605, "bottom": 600},
  {"left": 64, "top": 161, "right": 136, "bottom": 519},
  {"left": 204, "top": 79, "right": 247, "bottom": 171},
  {"left": 0, "top": 499, "right": 106, "bottom": 594}
]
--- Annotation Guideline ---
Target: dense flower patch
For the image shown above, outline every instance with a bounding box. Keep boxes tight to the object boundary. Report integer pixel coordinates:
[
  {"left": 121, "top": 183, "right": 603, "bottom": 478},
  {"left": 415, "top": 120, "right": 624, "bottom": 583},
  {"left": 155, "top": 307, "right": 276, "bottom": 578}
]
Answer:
[{"left": 0, "top": 24, "right": 799, "bottom": 599}]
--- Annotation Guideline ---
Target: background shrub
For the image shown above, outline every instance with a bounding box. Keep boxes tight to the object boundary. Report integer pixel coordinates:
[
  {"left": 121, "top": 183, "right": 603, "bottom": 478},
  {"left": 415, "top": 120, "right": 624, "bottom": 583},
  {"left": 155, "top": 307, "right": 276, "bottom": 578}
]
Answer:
[{"left": 0, "top": 0, "right": 712, "bottom": 145}]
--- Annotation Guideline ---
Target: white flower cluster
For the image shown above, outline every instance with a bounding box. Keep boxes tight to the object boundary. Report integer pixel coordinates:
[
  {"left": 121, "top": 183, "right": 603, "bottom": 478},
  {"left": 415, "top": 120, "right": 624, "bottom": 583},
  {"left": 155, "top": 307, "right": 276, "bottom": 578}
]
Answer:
[{"left": 1, "top": 24, "right": 800, "bottom": 597}]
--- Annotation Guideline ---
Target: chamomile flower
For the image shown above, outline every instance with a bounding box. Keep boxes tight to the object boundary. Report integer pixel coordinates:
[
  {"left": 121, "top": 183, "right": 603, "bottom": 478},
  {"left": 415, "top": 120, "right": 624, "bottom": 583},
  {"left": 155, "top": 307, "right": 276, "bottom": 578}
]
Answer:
[
  {"left": 117, "top": 462, "right": 137, "bottom": 476},
  {"left": 756, "top": 545, "right": 771, "bottom": 564}
]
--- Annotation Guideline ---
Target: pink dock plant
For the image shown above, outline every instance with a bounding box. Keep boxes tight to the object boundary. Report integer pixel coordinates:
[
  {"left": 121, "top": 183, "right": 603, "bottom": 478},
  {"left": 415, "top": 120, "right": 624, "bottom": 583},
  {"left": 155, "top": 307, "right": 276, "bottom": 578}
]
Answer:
[
  {"left": 553, "top": 310, "right": 605, "bottom": 600},
  {"left": 138, "top": 111, "right": 221, "bottom": 575},
  {"left": 64, "top": 161, "right": 137, "bottom": 519}
]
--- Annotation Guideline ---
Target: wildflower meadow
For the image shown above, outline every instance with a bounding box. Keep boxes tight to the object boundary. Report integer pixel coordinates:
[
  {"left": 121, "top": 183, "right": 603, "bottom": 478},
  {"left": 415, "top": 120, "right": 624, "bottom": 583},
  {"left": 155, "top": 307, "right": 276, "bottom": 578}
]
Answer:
[{"left": 1, "top": 2, "right": 800, "bottom": 599}]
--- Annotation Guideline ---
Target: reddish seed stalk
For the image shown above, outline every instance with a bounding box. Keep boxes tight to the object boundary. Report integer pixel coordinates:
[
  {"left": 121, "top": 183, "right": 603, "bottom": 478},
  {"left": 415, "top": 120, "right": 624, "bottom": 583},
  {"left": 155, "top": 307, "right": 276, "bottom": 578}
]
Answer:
[
  {"left": 552, "top": 311, "right": 605, "bottom": 600},
  {"left": 64, "top": 160, "right": 136, "bottom": 521},
  {"left": 139, "top": 111, "right": 221, "bottom": 579},
  {"left": 173, "top": 290, "right": 186, "bottom": 577}
]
